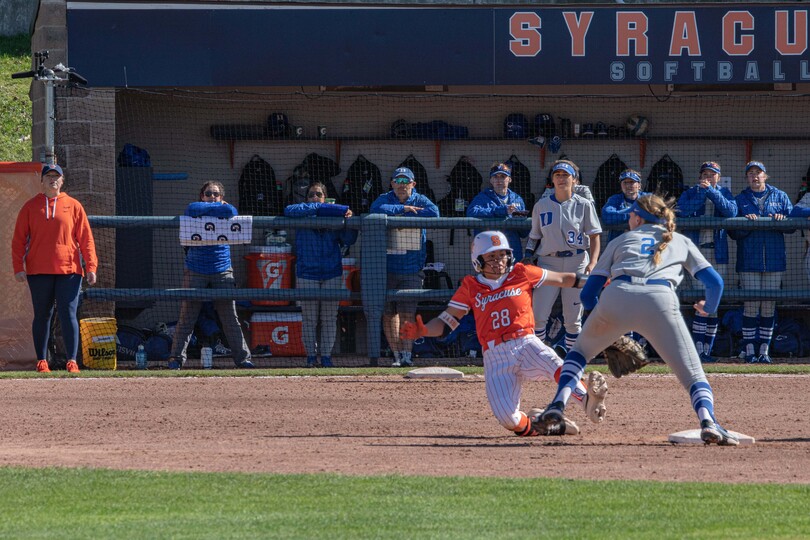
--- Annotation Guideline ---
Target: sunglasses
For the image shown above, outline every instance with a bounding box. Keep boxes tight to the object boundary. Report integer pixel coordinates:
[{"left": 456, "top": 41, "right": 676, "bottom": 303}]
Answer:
[
  {"left": 204, "top": 191, "right": 222, "bottom": 197},
  {"left": 393, "top": 178, "right": 413, "bottom": 184},
  {"left": 307, "top": 191, "right": 325, "bottom": 198}
]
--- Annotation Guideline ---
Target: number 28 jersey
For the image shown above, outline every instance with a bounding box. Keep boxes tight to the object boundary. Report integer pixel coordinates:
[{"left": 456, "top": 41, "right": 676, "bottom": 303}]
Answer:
[{"left": 448, "top": 263, "right": 547, "bottom": 347}]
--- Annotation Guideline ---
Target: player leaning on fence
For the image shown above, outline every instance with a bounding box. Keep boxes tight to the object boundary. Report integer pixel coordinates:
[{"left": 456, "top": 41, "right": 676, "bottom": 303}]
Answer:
[
  {"left": 401, "top": 230, "right": 608, "bottom": 437},
  {"left": 12, "top": 164, "right": 97, "bottom": 374},
  {"left": 370, "top": 167, "right": 439, "bottom": 367}
]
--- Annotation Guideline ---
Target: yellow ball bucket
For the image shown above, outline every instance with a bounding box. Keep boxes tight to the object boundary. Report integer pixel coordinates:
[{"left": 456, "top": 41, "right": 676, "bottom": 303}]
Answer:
[{"left": 79, "top": 317, "right": 117, "bottom": 370}]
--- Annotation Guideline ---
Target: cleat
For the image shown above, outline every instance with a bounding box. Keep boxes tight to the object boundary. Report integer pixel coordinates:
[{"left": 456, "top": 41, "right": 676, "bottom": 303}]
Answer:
[
  {"left": 583, "top": 371, "right": 608, "bottom": 423},
  {"left": 167, "top": 357, "right": 182, "bottom": 370},
  {"left": 320, "top": 356, "right": 333, "bottom": 368},
  {"left": 66, "top": 360, "right": 80, "bottom": 374},
  {"left": 553, "top": 342, "right": 568, "bottom": 359},
  {"left": 212, "top": 339, "right": 231, "bottom": 357},
  {"left": 538, "top": 401, "right": 565, "bottom": 425},
  {"left": 745, "top": 354, "right": 759, "bottom": 364},
  {"left": 391, "top": 360, "right": 402, "bottom": 367},
  {"left": 306, "top": 356, "right": 317, "bottom": 368},
  {"left": 529, "top": 407, "right": 579, "bottom": 435},
  {"left": 235, "top": 359, "right": 255, "bottom": 369},
  {"left": 700, "top": 420, "right": 740, "bottom": 446},
  {"left": 758, "top": 354, "right": 772, "bottom": 364},
  {"left": 400, "top": 358, "right": 413, "bottom": 367},
  {"left": 36, "top": 360, "right": 51, "bottom": 373},
  {"left": 700, "top": 353, "right": 718, "bottom": 363}
]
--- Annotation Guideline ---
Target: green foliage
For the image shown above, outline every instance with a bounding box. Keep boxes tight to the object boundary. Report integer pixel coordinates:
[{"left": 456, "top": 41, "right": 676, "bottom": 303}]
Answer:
[
  {"left": 0, "top": 467, "right": 807, "bottom": 539},
  {"left": 0, "top": 34, "right": 32, "bottom": 162}
]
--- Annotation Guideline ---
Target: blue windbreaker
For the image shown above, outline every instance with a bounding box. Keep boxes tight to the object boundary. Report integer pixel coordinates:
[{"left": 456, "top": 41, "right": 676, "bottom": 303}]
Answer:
[
  {"left": 601, "top": 191, "right": 651, "bottom": 242},
  {"left": 677, "top": 184, "right": 737, "bottom": 264},
  {"left": 284, "top": 202, "right": 359, "bottom": 280},
  {"left": 466, "top": 188, "right": 527, "bottom": 260},
  {"left": 370, "top": 189, "right": 440, "bottom": 274},
  {"left": 184, "top": 201, "right": 237, "bottom": 274},
  {"left": 730, "top": 185, "right": 793, "bottom": 272}
]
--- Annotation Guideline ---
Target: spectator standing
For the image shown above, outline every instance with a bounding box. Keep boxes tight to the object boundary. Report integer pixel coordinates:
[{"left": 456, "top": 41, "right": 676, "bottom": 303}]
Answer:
[
  {"left": 168, "top": 182, "right": 254, "bottom": 369},
  {"left": 12, "top": 164, "right": 97, "bottom": 373},
  {"left": 730, "top": 161, "right": 793, "bottom": 364},
  {"left": 677, "top": 161, "right": 737, "bottom": 362},
  {"left": 523, "top": 160, "right": 602, "bottom": 357},
  {"left": 601, "top": 169, "right": 651, "bottom": 243},
  {"left": 789, "top": 188, "right": 810, "bottom": 281},
  {"left": 370, "top": 167, "right": 439, "bottom": 367},
  {"left": 466, "top": 162, "right": 528, "bottom": 261},
  {"left": 284, "top": 181, "right": 358, "bottom": 367}
]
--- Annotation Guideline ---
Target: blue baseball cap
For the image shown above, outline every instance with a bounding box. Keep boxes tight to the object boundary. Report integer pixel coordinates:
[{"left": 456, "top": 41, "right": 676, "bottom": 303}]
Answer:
[
  {"left": 619, "top": 170, "right": 641, "bottom": 183},
  {"left": 745, "top": 161, "right": 766, "bottom": 173},
  {"left": 392, "top": 167, "right": 415, "bottom": 183},
  {"left": 489, "top": 163, "right": 512, "bottom": 178},
  {"left": 551, "top": 162, "right": 577, "bottom": 178},
  {"left": 700, "top": 161, "right": 721, "bottom": 175},
  {"left": 41, "top": 163, "right": 63, "bottom": 177}
]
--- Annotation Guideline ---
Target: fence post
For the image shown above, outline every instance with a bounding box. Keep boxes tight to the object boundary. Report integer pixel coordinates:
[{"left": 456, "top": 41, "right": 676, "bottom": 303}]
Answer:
[{"left": 360, "top": 214, "right": 388, "bottom": 364}]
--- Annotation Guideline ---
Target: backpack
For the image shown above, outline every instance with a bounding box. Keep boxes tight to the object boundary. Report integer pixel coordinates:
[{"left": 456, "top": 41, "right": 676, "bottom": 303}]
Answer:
[
  {"left": 504, "top": 113, "right": 529, "bottom": 139},
  {"left": 645, "top": 154, "right": 685, "bottom": 201},
  {"left": 397, "top": 154, "right": 436, "bottom": 202},
  {"left": 117, "top": 143, "right": 151, "bottom": 167},
  {"left": 338, "top": 154, "right": 383, "bottom": 214},
  {"left": 505, "top": 155, "right": 535, "bottom": 210},
  {"left": 438, "top": 157, "right": 483, "bottom": 245},
  {"left": 238, "top": 154, "right": 284, "bottom": 216},
  {"left": 116, "top": 325, "right": 148, "bottom": 364},
  {"left": 592, "top": 154, "right": 628, "bottom": 211},
  {"left": 772, "top": 318, "right": 809, "bottom": 357},
  {"left": 287, "top": 154, "right": 341, "bottom": 204}
]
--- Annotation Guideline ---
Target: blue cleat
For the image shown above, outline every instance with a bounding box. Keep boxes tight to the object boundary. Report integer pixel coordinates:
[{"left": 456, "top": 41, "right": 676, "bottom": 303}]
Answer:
[
  {"left": 700, "top": 353, "right": 718, "bottom": 364},
  {"left": 700, "top": 419, "right": 740, "bottom": 446},
  {"left": 235, "top": 359, "right": 255, "bottom": 369},
  {"left": 167, "top": 357, "right": 182, "bottom": 370},
  {"left": 745, "top": 354, "right": 759, "bottom": 364},
  {"left": 320, "top": 356, "right": 333, "bottom": 368},
  {"left": 306, "top": 356, "right": 317, "bottom": 368},
  {"left": 758, "top": 354, "right": 772, "bottom": 364}
]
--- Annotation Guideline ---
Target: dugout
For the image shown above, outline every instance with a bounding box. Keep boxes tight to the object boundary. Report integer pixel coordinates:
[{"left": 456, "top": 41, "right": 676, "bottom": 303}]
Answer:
[{"left": 12, "top": 0, "right": 810, "bottom": 365}]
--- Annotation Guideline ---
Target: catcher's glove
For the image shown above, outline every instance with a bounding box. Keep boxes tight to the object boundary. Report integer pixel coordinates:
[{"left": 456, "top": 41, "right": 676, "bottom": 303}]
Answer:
[{"left": 603, "top": 335, "right": 648, "bottom": 378}]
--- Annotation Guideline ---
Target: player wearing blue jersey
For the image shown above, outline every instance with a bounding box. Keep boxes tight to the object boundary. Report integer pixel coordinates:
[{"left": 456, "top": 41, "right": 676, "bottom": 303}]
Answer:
[{"left": 537, "top": 194, "right": 739, "bottom": 445}]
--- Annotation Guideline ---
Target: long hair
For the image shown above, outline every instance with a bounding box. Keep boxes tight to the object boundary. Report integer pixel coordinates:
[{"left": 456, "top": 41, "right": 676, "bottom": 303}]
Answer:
[
  {"left": 199, "top": 181, "right": 225, "bottom": 200},
  {"left": 635, "top": 194, "right": 677, "bottom": 265}
]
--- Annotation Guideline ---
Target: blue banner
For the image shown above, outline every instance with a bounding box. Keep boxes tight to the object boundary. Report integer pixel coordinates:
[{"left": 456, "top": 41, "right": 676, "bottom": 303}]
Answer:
[{"left": 67, "top": 3, "right": 809, "bottom": 87}]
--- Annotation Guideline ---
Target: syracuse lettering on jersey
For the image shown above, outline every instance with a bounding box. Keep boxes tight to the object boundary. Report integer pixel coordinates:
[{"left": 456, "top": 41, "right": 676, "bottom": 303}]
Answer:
[{"left": 474, "top": 287, "right": 523, "bottom": 311}]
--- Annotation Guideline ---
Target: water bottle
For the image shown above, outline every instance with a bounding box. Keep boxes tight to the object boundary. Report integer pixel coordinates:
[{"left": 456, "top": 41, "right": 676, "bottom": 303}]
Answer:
[
  {"left": 135, "top": 344, "right": 147, "bottom": 370},
  {"left": 201, "top": 346, "right": 213, "bottom": 369}
]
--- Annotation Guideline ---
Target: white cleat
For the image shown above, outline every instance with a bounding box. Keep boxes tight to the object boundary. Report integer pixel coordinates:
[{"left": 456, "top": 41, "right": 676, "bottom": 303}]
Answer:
[{"left": 583, "top": 371, "right": 608, "bottom": 423}]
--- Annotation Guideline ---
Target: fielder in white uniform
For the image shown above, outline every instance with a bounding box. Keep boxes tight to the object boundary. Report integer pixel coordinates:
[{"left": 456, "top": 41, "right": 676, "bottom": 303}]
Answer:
[
  {"left": 538, "top": 194, "right": 740, "bottom": 446},
  {"left": 524, "top": 160, "right": 602, "bottom": 356}
]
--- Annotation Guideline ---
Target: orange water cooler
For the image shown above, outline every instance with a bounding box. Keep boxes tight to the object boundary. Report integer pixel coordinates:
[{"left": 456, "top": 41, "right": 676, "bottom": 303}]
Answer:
[
  {"left": 340, "top": 257, "right": 360, "bottom": 306},
  {"left": 245, "top": 246, "right": 295, "bottom": 306}
]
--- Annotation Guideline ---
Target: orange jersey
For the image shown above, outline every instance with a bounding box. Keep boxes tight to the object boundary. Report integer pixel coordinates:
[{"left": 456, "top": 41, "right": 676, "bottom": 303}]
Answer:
[{"left": 448, "top": 263, "right": 547, "bottom": 347}]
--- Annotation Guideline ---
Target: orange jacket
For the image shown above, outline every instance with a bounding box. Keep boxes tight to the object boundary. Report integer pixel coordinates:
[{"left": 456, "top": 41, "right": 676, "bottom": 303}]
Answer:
[{"left": 12, "top": 192, "right": 98, "bottom": 276}]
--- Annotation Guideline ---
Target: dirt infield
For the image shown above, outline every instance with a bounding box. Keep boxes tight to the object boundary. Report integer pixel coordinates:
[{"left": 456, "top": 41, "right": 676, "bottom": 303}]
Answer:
[{"left": 0, "top": 373, "right": 807, "bottom": 484}]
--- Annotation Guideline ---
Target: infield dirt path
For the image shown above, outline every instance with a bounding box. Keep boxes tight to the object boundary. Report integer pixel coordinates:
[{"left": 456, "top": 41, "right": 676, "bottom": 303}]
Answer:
[{"left": 0, "top": 373, "right": 807, "bottom": 483}]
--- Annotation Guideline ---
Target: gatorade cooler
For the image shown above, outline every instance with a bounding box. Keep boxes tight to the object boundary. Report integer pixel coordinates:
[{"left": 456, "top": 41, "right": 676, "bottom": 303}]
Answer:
[
  {"left": 245, "top": 245, "right": 295, "bottom": 306},
  {"left": 249, "top": 313, "right": 305, "bottom": 356},
  {"left": 79, "top": 317, "right": 118, "bottom": 370},
  {"left": 340, "top": 257, "right": 360, "bottom": 306}
]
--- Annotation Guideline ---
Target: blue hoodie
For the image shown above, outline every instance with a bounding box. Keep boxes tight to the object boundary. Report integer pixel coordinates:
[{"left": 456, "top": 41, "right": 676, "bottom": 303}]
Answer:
[
  {"left": 677, "top": 184, "right": 737, "bottom": 264},
  {"left": 370, "top": 189, "right": 440, "bottom": 274},
  {"left": 184, "top": 201, "right": 237, "bottom": 274},
  {"left": 601, "top": 191, "right": 651, "bottom": 242},
  {"left": 466, "top": 188, "right": 527, "bottom": 260},
  {"left": 284, "top": 202, "right": 359, "bottom": 281},
  {"left": 730, "top": 185, "right": 793, "bottom": 272}
]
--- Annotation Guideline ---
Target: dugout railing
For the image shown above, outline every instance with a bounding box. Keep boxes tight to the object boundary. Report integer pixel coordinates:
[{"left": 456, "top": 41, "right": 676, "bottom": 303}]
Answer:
[{"left": 84, "top": 215, "right": 810, "bottom": 362}]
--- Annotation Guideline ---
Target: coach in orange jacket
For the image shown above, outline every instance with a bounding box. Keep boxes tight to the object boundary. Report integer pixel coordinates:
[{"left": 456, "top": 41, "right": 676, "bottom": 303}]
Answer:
[{"left": 12, "top": 164, "right": 97, "bottom": 373}]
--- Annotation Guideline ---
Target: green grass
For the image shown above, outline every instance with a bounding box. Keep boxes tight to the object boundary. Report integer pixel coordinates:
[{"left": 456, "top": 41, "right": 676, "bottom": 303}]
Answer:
[
  {"left": 0, "top": 467, "right": 807, "bottom": 539},
  {"left": 0, "top": 33, "right": 32, "bottom": 162}
]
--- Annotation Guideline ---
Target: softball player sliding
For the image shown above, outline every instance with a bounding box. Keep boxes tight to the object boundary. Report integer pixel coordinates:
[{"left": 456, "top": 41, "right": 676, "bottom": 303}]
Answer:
[
  {"left": 400, "top": 231, "right": 608, "bottom": 437},
  {"left": 524, "top": 160, "right": 602, "bottom": 357},
  {"left": 538, "top": 195, "right": 740, "bottom": 445}
]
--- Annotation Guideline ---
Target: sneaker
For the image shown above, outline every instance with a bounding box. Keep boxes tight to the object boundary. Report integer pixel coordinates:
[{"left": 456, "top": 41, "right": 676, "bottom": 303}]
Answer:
[
  {"left": 306, "top": 356, "right": 317, "bottom": 368},
  {"left": 400, "top": 357, "right": 414, "bottom": 367},
  {"left": 391, "top": 359, "right": 402, "bottom": 367},
  {"left": 581, "top": 123, "right": 594, "bottom": 137},
  {"left": 758, "top": 354, "right": 772, "bottom": 364},
  {"left": 745, "top": 354, "right": 759, "bottom": 364},
  {"left": 212, "top": 339, "right": 232, "bottom": 357},
  {"left": 66, "top": 360, "right": 80, "bottom": 373},
  {"left": 528, "top": 407, "right": 579, "bottom": 436},
  {"left": 700, "top": 419, "right": 740, "bottom": 446},
  {"left": 583, "top": 371, "right": 608, "bottom": 423},
  {"left": 700, "top": 353, "right": 718, "bottom": 364},
  {"left": 234, "top": 359, "right": 255, "bottom": 369},
  {"left": 167, "top": 357, "right": 182, "bottom": 370},
  {"left": 36, "top": 360, "right": 51, "bottom": 373},
  {"left": 596, "top": 121, "right": 608, "bottom": 136},
  {"left": 320, "top": 356, "right": 333, "bottom": 368}
]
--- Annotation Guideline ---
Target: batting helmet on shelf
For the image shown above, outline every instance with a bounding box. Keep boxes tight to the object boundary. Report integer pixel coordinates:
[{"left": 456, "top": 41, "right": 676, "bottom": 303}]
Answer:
[
  {"left": 268, "top": 112, "right": 289, "bottom": 137},
  {"left": 504, "top": 113, "right": 528, "bottom": 139},
  {"left": 626, "top": 115, "right": 649, "bottom": 137},
  {"left": 534, "top": 113, "right": 556, "bottom": 138},
  {"left": 471, "top": 231, "right": 514, "bottom": 273}
]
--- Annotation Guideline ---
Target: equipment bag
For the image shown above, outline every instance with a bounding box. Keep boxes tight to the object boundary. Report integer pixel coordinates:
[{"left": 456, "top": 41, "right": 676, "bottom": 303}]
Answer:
[
  {"left": 645, "top": 154, "right": 685, "bottom": 201},
  {"left": 397, "top": 154, "right": 436, "bottom": 202},
  {"left": 505, "top": 154, "right": 535, "bottom": 210},
  {"left": 592, "top": 153, "right": 628, "bottom": 210},
  {"left": 238, "top": 154, "right": 284, "bottom": 215},
  {"left": 437, "top": 156, "right": 483, "bottom": 245},
  {"left": 339, "top": 154, "right": 384, "bottom": 214}
]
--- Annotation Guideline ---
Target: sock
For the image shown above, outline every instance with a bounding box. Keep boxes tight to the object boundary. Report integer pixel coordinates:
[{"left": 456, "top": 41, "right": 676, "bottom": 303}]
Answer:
[
  {"left": 758, "top": 316, "right": 775, "bottom": 356},
  {"left": 704, "top": 315, "right": 719, "bottom": 356},
  {"left": 692, "top": 315, "right": 707, "bottom": 355},
  {"left": 690, "top": 381, "right": 716, "bottom": 423},
  {"left": 551, "top": 351, "right": 587, "bottom": 406},
  {"left": 401, "top": 351, "right": 412, "bottom": 362},
  {"left": 393, "top": 351, "right": 402, "bottom": 362},
  {"left": 535, "top": 328, "right": 546, "bottom": 342},
  {"left": 741, "top": 316, "right": 758, "bottom": 356},
  {"left": 564, "top": 332, "right": 578, "bottom": 351}
]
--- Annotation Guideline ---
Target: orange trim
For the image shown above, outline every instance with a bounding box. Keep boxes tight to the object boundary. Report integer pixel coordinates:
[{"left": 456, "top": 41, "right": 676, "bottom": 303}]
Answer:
[{"left": 0, "top": 162, "right": 43, "bottom": 174}]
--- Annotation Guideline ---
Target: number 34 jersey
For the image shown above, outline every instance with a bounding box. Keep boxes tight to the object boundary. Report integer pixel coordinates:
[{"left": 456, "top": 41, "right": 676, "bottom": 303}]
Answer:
[{"left": 448, "top": 263, "right": 547, "bottom": 346}]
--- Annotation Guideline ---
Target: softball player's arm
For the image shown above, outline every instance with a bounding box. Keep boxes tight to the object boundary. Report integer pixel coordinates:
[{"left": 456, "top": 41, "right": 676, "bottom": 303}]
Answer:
[
  {"left": 541, "top": 270, "right": 587, "bottom": 289},
  {"left": 402, "top": 306, "right": 468, "bottom": 339},
  {"left": 524, "top": 201, "right": 545, "bottom": 259},
  {"left": 693, "top": 267, "right": 723, "bottom": 315},
  {"left": 586, "top": 233, "right": 601, "bottom": 273}
]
